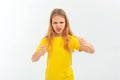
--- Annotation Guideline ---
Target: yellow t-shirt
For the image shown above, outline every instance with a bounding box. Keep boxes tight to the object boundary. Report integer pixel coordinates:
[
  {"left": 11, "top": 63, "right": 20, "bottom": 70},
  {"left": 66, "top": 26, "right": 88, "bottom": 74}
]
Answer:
[{"left": 35, "top": 35, "right": 81, "bottom": 80}]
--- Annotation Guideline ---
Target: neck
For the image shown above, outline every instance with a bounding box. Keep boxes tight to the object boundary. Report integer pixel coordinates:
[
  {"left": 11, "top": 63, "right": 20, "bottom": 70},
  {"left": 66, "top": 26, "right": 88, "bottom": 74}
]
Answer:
[{"left": 54, "top": 33, "right": 62, "bottom": 37}]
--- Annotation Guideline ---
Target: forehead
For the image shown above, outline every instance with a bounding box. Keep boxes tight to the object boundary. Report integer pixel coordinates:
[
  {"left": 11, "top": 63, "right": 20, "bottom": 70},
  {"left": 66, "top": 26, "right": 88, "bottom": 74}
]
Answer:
[{"left": 52, "top": 15, "right": 65, "bottom": 21}]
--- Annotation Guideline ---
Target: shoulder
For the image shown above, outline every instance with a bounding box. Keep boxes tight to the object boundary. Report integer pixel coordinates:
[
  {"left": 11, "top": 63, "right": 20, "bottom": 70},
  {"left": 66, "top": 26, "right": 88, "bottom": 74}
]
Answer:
[
  {"left": 69, "top": 35, "right": 78, "bottom": 41},
  {"left": 42, "top": 37, "right": 47, "bottom": 41},
  {"left": 40, "top": 37, "right": 48, "bottom": 43},
  {"left": 69, "top": 35, "right": 80, "bottom": 45}
]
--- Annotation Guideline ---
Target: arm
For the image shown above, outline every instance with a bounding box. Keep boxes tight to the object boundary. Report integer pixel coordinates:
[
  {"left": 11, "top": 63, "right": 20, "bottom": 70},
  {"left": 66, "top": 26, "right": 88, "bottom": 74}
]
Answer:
[
  {"left": 32, "top": 45, "right": 46, "bottom": 62},
  {"left": 78, "top": 37, "right": 95, "bottom": 54}
]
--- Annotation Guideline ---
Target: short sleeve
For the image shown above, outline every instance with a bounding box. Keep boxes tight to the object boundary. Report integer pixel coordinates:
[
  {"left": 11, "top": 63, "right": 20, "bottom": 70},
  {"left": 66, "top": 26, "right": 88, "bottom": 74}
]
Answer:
[
  {"left": 35, "top": 37, "right": 48, "bottom": 53},
  {"left": 69, "top": 35, "right": 81, "bottom": 52}
]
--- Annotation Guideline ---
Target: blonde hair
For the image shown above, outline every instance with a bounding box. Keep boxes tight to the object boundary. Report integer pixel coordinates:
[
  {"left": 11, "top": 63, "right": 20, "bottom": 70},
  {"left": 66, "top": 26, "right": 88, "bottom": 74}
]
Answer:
[{"left": 46, "top": 8, "right": 73, "bottom": 52}]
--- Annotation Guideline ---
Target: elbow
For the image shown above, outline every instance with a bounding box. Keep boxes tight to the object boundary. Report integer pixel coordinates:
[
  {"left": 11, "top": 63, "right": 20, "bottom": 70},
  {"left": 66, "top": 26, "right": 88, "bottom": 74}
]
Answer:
[
  {"left": 32, "top": 57, "right": 38, "bottom": 62},
  {"left": 84, "top": 46, "right": 95, "bottom": 54},
  {"left": 81, "top": 47, "right": 95, "bottom": 54},
  {"left": 89, "top": 48, "right": 95, "bottom": 54},
  {"left": 31, "top": 57, "right": 35, "bottom": 62},
  {"left": 89, "top": 50, "right": 95, "bottom": 54},
  {"left": 31, "top": 54, "right": 38, "bottom": 62},
  {"left": 88, "top": 44, "right": 95, "bottom": 54},
  {"left": 82, "top": 48, "right": 95, "bottom": 54},
  {"left": 31, "top": 56, "right": 36, "bottom": 62}
]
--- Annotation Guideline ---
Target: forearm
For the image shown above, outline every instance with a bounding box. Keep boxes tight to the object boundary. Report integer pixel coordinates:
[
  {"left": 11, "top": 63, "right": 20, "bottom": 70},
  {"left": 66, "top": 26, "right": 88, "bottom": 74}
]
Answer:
[
  {"left": 32, "top": 52, "right": 41, "bottom": 62},
  {"left": 32, "top": 45, "right": 46, "bottom": 62},
  {"left": 80, "top": 43, "right": 95, "bottom": 54}
]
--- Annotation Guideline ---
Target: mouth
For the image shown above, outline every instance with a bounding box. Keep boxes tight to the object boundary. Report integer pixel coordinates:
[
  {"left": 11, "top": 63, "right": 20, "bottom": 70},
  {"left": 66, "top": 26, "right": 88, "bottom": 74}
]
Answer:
[{"left": 56, "top": 27, "right": 61, "bottom": 32}]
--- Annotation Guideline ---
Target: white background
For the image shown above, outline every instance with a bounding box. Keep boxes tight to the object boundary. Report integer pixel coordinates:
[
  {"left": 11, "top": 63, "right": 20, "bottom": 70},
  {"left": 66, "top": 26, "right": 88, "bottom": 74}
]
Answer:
[{"left": 0, "top": 0, "right": 120, "bottom": 80}]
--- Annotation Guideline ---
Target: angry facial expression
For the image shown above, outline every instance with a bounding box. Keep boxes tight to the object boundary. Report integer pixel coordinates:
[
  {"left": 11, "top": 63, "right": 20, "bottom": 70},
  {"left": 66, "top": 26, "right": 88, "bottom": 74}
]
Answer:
[{"left": 52, "top": 15, "right": 65, "bottom": 36}]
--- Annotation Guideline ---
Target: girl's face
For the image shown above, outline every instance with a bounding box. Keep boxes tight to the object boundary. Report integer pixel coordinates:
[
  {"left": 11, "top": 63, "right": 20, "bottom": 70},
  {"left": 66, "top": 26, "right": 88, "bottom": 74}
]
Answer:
[{"left": 52, "top": 15, "right": 65, "bottom": 36}]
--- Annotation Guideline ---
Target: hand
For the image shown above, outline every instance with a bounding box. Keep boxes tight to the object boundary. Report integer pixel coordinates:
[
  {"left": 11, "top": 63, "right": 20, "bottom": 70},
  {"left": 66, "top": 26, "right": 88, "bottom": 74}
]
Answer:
[
  {"left": 32, "top": 45, "right": 46, "bottom": 62},
  {"left": 78, "top": 37, "right": 95, "bottom": 53}
]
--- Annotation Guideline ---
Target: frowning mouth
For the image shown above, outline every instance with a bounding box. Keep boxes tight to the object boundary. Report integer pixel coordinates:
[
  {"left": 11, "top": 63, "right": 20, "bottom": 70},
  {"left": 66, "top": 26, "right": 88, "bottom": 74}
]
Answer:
[{"left": 56, "top": 27, "right": 61, "bottom": 32}]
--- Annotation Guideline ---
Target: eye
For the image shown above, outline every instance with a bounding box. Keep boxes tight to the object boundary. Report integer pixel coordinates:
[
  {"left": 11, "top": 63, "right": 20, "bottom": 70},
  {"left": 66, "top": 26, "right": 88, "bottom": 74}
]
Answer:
[
  {"left": 53, "top": 22, "right": 57, "bottom": 24},
  {"left": 60, "top": 22, "right": 64, "bottom": 24}
]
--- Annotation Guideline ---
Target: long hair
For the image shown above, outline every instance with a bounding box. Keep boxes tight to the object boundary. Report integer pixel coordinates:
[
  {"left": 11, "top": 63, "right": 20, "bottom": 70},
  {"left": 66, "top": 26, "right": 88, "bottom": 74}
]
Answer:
[{"left": 46, "top": 8, "right": 73, "bottom": 52}]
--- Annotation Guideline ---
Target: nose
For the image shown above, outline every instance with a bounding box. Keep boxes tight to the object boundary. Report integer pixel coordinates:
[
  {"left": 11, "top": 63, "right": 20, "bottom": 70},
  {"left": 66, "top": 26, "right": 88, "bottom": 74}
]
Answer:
[{"left": 57, "top": 23, "right": 60, "bottom": 27}]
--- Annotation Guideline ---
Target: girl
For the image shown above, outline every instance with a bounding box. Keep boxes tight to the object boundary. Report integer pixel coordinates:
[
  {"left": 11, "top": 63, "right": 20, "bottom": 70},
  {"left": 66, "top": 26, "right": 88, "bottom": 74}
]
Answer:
[{"left": 32, "top": 8, "right": 95, "bottom": 80}]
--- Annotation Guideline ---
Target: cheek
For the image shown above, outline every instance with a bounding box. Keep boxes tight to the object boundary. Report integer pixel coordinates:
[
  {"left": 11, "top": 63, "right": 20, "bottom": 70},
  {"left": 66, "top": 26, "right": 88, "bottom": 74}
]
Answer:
[
  {"left": 62, "top": 24, "right": 65, "bottom": 29},
  {"left": 52, "top": 25, "right": 56, "bottom": 30}
]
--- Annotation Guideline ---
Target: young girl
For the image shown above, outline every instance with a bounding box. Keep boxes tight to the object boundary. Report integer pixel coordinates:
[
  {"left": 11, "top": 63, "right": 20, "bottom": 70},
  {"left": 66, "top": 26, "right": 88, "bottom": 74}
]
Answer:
[{"left": 32, "top": 8, "right": 95, "bottom": 80}]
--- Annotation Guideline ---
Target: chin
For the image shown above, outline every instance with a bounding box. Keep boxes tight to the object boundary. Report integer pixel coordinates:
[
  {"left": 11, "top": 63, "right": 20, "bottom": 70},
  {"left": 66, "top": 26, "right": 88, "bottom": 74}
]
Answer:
[{"left": 55, "top": 32, "right": 62, "bottom": 36}]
